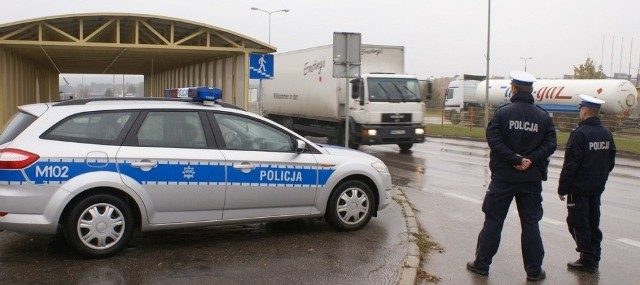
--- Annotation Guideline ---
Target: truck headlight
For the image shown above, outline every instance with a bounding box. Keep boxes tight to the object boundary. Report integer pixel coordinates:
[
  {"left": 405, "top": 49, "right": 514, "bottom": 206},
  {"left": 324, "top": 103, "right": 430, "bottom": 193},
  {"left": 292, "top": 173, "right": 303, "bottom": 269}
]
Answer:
[
  {"left": 363, "top": 129, "right": 377, "bottom": 136},
  {"left": 371, "top": 161, "right": 389, "bottom": 173},
  {"left": 415, "top": 128, "right": 425, "bottom": 135}
]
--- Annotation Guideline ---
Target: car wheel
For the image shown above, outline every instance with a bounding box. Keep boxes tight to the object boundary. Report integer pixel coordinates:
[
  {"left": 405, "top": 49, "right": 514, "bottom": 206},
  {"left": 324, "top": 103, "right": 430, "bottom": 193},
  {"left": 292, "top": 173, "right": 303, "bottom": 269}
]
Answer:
[
  {"left": 325, "top": 180, "right": 374, "bottom": 231},
  {"left": 63, "top": 194, "right": 134, "bottom": 258}
]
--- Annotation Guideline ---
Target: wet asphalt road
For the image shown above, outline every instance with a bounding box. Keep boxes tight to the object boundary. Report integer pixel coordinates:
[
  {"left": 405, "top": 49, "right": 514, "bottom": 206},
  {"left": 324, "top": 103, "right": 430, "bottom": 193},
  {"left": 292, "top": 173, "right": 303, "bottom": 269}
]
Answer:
[
  {"left": 361, "top": 137, "right": 640, "bottom": 285},
  {"left": 2, "top": 136, "right": 639, "bottom": 284},
  {"left": 0, "top": 197, "right": 408, "bottom": 284}
]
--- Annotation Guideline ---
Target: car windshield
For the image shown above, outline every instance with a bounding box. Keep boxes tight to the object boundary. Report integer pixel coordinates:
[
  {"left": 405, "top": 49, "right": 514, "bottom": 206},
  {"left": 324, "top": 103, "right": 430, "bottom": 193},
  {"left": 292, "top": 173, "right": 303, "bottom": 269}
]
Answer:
[
  {"left": 367, "top": 78, "right": 422, "bottom": 103},
  {"left": 0, "top": 111, "right": 37, "bottom": 145}
]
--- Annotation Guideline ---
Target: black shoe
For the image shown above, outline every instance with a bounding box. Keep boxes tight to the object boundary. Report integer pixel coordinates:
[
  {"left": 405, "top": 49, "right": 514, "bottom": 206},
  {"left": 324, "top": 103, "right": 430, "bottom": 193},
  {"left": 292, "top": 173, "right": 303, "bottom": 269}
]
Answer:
[
  {"left": 527, "top": 269, "right": 546, "bottom": 281},
  {"left": 567, "top": 259, "right": 598, "bottom": 273},
  {"left": 466, "top": 261, "right": 489, "bottom": 276}
]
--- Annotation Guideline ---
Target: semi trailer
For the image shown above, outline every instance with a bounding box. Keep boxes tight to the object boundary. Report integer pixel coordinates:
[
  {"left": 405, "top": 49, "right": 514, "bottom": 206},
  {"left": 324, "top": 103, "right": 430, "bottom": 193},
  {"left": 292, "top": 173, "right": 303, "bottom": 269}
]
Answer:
[{"left": 261, "top": 44, "right": 426, "bottom": 151}]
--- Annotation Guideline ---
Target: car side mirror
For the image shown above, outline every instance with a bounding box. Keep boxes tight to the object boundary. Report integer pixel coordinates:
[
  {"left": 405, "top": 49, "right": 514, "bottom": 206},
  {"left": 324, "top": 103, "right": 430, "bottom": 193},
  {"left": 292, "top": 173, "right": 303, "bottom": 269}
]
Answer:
[{"left": 296, "top": 139, "right": 306, "bottom": 153}]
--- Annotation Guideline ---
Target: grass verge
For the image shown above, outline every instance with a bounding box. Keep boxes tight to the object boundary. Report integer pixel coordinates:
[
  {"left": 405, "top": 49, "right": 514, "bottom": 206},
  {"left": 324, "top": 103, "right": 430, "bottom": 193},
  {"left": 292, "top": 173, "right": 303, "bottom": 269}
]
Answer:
[{"left": 426, "top": 123, "right": 640, "bottom": 157}]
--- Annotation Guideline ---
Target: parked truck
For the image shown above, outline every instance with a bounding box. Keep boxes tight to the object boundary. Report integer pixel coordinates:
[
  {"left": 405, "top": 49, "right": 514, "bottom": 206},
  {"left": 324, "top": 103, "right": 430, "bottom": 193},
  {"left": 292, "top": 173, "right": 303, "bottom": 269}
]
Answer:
[
  {"left": 261, "top": 44, "right": 426, "bottom": 151},
  {"left": 444, "top": 74, "right": 486, "bottom": 124},
  {"left": 444, "top": 77, "right": 638, "bottom": 130}
]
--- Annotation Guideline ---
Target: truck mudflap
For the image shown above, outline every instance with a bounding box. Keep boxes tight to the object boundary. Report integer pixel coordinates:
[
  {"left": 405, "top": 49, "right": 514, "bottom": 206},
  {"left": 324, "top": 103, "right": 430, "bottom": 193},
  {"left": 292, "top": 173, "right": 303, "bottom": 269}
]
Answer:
[{"left": 352, "top": 124, "right": 425, "bottom": 146}]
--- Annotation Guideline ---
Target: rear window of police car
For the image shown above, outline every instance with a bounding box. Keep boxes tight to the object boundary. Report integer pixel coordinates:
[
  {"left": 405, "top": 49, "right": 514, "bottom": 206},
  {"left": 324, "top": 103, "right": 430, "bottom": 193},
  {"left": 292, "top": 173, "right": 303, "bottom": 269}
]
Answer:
[
  {"left": 0, "top": 112, "right": 37, "bottom": 145},
  {"left": 41, "top": 111, "right": 136, "bottom": 145}
]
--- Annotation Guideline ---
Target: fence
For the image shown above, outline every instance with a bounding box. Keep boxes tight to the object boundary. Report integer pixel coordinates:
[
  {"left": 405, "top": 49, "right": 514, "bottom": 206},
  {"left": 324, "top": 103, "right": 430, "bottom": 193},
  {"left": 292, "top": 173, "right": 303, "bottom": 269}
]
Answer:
[{"left": 426, "top": 107, "right": 640, "bottom": 137}]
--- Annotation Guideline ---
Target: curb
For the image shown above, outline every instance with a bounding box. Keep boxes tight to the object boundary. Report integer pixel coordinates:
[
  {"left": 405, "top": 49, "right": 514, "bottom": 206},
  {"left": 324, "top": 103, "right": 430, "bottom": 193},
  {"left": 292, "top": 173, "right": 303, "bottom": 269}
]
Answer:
[{"left": 394, "top": 188, "right": 421, "bottom": 285}]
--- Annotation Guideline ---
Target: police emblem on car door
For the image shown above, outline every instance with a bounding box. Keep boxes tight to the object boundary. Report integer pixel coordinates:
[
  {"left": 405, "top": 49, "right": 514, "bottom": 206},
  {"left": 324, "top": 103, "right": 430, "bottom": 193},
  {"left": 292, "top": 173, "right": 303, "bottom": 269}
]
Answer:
[
  {"left": 117, "top": 110, "right": 226, "bottom": 224},
  {"left": 211, "top": 113, "right": 321, "bottom": 219}
]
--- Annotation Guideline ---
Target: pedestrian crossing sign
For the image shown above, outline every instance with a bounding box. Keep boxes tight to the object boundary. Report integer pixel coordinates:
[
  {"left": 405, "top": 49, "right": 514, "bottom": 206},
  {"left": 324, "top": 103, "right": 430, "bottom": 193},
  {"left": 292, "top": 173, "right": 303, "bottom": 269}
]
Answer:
[{"left": 250, "top": 53, "right": 274, "bottom": 79}]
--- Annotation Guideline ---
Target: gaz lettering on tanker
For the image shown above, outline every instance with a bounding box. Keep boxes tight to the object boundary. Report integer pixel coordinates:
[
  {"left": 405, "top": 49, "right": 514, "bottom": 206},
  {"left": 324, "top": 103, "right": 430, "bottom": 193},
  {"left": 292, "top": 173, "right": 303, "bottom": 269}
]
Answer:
[
  {"left": 503, "top": 86, "right": 573, "bottom": 102},
  {"left": 534, "top": 86, "right": 572, "bottom": 101}
]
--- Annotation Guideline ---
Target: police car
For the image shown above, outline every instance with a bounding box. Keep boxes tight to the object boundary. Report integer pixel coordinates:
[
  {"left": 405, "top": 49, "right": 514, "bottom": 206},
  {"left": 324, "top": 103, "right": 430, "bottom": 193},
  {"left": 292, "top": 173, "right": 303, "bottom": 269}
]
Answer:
[{"left": 0, "top": 88, "right": 392, "bottom": 258}]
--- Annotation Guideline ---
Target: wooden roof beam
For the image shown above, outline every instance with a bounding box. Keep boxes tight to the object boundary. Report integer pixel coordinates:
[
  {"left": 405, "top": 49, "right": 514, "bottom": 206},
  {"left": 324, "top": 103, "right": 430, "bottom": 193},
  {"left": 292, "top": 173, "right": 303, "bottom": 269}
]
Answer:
[
  {"left": 42, "top": 22, "right": 79, "bottom": 42},
  {"left": 83, "top": 18, "right": 115, "bottom": 43}
]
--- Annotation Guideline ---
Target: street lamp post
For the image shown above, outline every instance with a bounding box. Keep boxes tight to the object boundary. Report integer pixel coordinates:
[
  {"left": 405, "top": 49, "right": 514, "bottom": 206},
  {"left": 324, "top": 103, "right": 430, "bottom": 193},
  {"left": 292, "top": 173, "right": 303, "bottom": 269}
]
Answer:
[
  {"left": 520, "top": 57, "right": 532, "bottom": 72},
  {"left": 250, "top": 7, "right": 290, "bottom": 44},
  {"left": 485, "top": 0, "right": 491, "bottom": 126}
]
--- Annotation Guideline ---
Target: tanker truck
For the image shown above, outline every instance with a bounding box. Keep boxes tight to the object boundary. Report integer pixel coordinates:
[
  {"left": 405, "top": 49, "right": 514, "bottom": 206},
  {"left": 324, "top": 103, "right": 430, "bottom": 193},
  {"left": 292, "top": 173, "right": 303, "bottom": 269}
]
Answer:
[
  {"left": 476, "top": 79, "right": 638, "bottom": 130},
  {"left": 261, "top": 44, "right": 426, "bottom": 151},
  {"left": 444, "top": 74, "right": 486, "bottom": 124}
]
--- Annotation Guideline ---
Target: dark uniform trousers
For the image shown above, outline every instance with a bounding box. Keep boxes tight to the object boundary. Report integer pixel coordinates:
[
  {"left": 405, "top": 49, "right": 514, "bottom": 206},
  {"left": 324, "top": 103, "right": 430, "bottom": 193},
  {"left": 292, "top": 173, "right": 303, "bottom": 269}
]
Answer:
[
  {"left": 566, "top": 192, "right": 602, "bottom": 266},
  {"left": 475, "top": 179, "right": 544, "bottom": 275}
]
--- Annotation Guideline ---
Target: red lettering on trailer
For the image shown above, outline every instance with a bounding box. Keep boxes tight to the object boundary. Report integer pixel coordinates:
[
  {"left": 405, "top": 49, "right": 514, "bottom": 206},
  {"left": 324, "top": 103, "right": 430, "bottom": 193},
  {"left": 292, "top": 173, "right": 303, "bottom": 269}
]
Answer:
[{"left": 535, "top": 86, "right": 570, "bottom": 101}]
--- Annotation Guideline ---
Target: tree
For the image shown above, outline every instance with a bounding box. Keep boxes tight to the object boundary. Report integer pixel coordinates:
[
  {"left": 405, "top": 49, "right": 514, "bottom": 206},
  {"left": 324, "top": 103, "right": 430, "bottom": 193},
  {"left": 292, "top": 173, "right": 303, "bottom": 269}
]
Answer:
[
  {"left": 104, "top": 88, "right": 114, "bottom": 97},
  {"left": 126, "top": 84, "right": 137, "bottom": 96},
  {"left": 573, "top": 57, "right": 607, "bottom": 79}
]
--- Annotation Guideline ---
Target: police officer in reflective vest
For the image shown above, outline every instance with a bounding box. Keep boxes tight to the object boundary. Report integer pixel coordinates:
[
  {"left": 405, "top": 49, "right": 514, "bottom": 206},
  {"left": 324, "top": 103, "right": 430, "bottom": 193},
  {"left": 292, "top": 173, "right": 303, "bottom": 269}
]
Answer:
[
  {"left": 467, "top": 71, "right": 557, "bottom": 282},
  {"left": 558, "top": 94, "right": 616, "bottom": 274}
]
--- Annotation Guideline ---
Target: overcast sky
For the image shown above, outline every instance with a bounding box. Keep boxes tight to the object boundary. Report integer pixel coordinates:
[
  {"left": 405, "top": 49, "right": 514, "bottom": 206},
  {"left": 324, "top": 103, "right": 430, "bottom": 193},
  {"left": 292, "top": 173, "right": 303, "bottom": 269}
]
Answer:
[{"left": 2, "top": 0, "right": 639, "bottom": 82}]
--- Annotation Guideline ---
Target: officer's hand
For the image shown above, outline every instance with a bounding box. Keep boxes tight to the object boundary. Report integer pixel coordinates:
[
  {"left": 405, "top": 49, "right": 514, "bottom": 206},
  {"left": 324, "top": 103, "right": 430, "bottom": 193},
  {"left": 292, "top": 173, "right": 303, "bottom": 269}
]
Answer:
[
  {"left": 513, "top": 158, "right": 532, "bottom": 171},
  {"left": 559, "top": 195, "right": 566, "bottom": 201}
]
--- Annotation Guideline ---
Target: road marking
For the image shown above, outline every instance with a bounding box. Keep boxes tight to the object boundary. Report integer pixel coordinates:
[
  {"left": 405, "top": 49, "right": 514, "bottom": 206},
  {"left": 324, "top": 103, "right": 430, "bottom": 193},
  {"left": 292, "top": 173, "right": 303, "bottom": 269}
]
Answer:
[
  {"left": 541, "top": 217, "right": 565, "bottom": 226},
  {"left": 443, "top": 192, "right": 483, "bottom": 204},
  {"left": 512, "top": 211, "right": 565, "bottom": 226},
  {"left": 443, "top": 193, "right": 640, "bottom": 249},
  {"left": 617, "top": 238, "right": 640, "bottom": 248}
]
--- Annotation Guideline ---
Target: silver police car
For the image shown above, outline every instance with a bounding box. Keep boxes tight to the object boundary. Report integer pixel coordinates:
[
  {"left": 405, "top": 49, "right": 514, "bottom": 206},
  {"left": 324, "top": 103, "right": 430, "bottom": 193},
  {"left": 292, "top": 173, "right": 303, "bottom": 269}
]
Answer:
[{"left": 0, "top": 92, "right": 392, "bottom": 258}]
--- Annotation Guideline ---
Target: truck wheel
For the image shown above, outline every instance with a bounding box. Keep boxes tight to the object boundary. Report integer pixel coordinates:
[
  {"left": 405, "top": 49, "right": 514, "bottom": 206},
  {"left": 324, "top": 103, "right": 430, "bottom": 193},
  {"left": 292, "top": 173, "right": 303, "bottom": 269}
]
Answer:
[
  {"left": 338, "top": 137, "right": 359, "bottom": 149},
  {"left": 325, "top": 180, "right": 374, "bottom": 231},
  {"left": 398, "top": 143, "right": 413, "bottom": 151},
  {"left": 281, "top": 116, "right": 294, "bottom": 130},
  {"left": 472, "top": 111, "right": 485, "bottom": 126},
  {"left": 336, "top": 124, "right": 359, "bottom": 149},
  {"left": 63, "top": 194, "right": 135, "bottom": 258},
  {"left": 449, "top": 110, "right": 461, "bottom": 124}
]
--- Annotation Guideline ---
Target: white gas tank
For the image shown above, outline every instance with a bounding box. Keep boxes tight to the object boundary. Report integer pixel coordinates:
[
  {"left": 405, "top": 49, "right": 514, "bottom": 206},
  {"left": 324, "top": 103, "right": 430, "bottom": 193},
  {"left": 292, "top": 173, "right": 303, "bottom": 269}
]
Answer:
[{"left": 476, "top": 79, "right": 638, "bottom": 115}]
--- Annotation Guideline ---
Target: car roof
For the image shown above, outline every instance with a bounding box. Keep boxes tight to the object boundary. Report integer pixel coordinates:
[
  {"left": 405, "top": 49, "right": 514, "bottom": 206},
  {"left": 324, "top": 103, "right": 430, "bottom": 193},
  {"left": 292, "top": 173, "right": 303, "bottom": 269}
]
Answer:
[
  {"left": 53, "top": 97, "right": 244, "bottom": 110},
  {"left": 16, "top": 98, "right": 248, "bottom": 120}
]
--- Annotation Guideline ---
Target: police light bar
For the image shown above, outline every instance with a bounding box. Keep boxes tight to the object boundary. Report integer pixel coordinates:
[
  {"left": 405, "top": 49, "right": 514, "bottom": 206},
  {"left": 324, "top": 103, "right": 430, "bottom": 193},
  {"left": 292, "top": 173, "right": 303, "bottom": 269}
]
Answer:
[{"left": 164, "top": 87, "right": 222, "bottom": 102}]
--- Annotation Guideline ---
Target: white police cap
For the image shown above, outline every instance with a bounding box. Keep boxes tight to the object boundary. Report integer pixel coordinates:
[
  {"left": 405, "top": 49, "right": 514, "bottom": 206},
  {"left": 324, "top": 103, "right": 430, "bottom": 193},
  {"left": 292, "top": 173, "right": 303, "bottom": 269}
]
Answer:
[
  {"left": 579, "top": 94, "right": 605, "bottom": 109},
  {"left": 510, "top": 71, "right": 536, "bottom": 87}
]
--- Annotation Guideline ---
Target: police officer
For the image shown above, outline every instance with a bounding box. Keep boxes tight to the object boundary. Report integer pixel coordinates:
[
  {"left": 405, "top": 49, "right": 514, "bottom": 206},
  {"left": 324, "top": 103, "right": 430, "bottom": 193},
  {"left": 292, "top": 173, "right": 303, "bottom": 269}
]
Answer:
[
  {"left": 558, "top": 94, "right": 616, "bottom": 274},
  {"left": 466, "top": 71, "right": 557, "bottom": 282}
]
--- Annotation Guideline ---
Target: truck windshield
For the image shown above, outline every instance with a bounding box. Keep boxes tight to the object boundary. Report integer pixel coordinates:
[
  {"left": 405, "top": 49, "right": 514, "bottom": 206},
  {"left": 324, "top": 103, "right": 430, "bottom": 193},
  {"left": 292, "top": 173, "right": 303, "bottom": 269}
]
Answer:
[{"left": 367, "top": 78, "right": 421, "bottom": 103}]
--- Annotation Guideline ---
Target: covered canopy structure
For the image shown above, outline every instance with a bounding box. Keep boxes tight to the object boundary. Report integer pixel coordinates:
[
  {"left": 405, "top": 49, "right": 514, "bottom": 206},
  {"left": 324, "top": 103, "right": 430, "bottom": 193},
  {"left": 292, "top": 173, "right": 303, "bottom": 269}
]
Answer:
[{"left": 0, "top": 13, "right": 275, "bottom": 126}]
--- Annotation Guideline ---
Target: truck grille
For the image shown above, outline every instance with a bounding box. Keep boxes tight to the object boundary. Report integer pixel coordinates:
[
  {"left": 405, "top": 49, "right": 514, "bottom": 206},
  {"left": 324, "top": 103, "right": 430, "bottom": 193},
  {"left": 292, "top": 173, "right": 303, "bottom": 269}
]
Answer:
[{"left": 381, "top": 113, "right": 412, "bottom": 123}]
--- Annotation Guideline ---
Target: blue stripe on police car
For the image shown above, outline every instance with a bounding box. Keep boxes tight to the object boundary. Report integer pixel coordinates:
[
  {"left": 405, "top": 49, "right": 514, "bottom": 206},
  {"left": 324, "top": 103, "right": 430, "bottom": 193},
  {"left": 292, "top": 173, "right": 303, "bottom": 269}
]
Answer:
[{"left": 12, "top": 159, "right": 336, "bottom": 188}]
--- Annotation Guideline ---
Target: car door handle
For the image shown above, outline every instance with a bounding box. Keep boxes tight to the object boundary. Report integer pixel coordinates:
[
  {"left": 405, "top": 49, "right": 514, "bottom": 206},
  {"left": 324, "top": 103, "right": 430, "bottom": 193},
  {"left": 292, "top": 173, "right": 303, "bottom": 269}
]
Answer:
[
  {"left": 131, "top": 160, "right": 157, "bottom": 171},
  {"left": 233, "top": 162, "right": 256, "bottom": 173},
  {"left": 233, "top": 163, "right": 256, "bottom": 169}
]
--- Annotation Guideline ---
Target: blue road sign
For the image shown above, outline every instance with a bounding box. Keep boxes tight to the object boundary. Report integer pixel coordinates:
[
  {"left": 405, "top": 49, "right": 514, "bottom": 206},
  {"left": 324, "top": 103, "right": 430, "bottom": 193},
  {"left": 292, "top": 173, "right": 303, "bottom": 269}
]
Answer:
[{"left": 250, "top": 54, "right": 274, "bottom": 79}]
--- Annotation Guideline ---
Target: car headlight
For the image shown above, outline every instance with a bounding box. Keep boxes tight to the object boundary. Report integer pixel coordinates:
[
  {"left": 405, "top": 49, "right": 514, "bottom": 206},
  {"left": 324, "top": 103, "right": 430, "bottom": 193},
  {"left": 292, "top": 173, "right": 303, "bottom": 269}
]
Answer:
[
  {"left": 415, "top": 128, "right": 425, "bottom": 135},
  {"left": 371, "top": 161, "right": 389, "bottom": 174}
]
